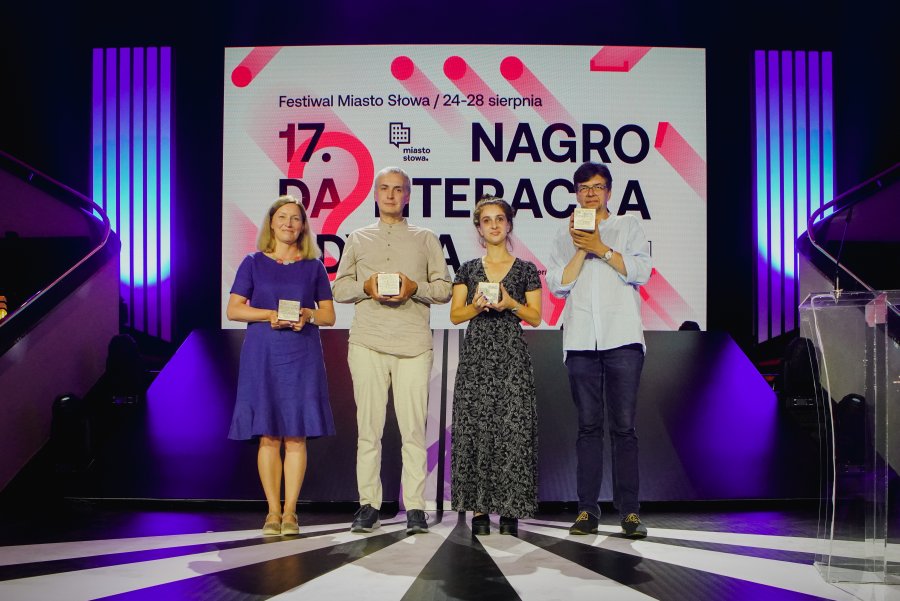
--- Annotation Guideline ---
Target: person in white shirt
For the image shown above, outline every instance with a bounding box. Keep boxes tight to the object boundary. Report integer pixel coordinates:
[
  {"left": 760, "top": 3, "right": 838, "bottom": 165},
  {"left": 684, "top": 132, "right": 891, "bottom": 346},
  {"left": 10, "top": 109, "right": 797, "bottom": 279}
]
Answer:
[{"left": 546, "top": 162, "right": 651, "bottom": 539}]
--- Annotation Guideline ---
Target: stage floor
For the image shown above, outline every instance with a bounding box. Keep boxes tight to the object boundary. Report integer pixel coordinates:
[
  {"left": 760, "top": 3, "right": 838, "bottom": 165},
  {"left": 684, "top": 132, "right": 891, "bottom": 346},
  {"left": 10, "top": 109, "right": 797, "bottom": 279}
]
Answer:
[{"left": 0, "top": 502, "right": 896, "bottom": 600}]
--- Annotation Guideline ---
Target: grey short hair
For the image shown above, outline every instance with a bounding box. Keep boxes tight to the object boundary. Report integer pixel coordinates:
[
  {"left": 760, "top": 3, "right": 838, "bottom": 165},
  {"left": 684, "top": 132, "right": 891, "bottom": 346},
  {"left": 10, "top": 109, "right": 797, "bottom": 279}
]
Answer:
[{"left": 374, "top": 166, "right": 411, "bottom": 192}]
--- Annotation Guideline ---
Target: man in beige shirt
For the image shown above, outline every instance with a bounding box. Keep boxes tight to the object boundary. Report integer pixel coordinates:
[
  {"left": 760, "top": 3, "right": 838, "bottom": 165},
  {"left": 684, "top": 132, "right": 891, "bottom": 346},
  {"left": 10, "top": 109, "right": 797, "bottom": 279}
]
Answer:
[{"left": 332, "top": 166, "right": 452, "bottom": 535}]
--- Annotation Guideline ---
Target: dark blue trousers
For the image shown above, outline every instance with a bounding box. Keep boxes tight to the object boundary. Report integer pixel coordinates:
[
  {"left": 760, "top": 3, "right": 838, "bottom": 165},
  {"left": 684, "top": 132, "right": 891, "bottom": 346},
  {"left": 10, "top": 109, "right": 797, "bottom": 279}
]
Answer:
[{"left": 565, "top": 345, "right": 644, "bottom": 518}]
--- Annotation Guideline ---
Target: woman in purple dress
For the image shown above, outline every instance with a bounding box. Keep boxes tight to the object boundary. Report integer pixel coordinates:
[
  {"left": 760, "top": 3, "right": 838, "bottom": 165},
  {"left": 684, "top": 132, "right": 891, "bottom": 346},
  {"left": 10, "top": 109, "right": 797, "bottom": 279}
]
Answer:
[{"left": 227, "top": 195, "right": 336, "bottom": 536}]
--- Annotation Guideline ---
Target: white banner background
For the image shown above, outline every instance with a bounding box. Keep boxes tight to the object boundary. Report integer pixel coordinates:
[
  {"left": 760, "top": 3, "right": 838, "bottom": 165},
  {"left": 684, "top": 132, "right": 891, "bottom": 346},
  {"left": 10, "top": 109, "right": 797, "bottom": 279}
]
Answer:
[{"left": 222, "top": 45, "right": 707, "bottom": 329}]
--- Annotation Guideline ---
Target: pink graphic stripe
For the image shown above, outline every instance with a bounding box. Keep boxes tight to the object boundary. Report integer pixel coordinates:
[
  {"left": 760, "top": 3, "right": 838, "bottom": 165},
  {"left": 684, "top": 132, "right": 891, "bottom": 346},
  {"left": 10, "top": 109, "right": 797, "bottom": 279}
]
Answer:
[
  {"left": 249, "top": 102, "right": 352, "bottom": 181},
  {"left": 443, "top": 56, "right": 517, "bottom": 127},
  {"left": 246, "top": 101, "right": 367, "bottom": 278},
  {"left": 507, "top": 234, "right": 567, "bottom": 326},
  {"left": 500, "top": 56, "right": 575, "bottom": 125},
  {"left": 639, "top": 269, "right": 696, "bottom": 330},
  {"left": 640, "top": 286, "right": 678, "bottom": 330},
  {"left": 223, "top": 201, "right": 261, "bottom": 270},
  {"left": 655, "top": 122, "right": 707, "bottom": 201},
  {"left": 288, "top": 131, "right": 373, "bottom": 233},
  {"left": 288, "top": 131, "right": 374, "bottom": 275},
  {"left": 231, "top": 47, "right": 282, "bottom": 88},
  {"left": 589, "top": 47, "right": 652, "bottom": 72},
  {"left": 391, "top": 56, "right": 464, "bottom": 134}
]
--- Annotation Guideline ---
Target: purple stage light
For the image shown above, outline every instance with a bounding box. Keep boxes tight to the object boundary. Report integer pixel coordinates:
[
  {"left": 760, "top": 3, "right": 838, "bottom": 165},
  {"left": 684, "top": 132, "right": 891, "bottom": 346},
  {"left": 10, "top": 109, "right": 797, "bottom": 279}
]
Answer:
[
  {"left": 754, "top": 50, "right": 834, "bottom": 343},
  {"left": 92, "top": 47, "right": 173, "bottom": 340}
]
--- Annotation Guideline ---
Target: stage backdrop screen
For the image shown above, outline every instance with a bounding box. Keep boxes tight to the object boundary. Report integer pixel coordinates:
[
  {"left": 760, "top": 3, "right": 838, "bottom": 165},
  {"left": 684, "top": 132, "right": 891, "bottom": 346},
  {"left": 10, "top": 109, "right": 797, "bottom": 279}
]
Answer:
[{"left": 222, "top": 45, "right": 707, "bottom": 330}]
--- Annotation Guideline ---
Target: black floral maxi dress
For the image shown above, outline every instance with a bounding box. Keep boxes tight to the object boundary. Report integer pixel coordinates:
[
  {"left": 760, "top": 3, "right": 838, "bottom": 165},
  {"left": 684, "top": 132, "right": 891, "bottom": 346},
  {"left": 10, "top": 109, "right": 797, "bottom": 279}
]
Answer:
[{"left": 451, "top": 257, "right": 541, "bottom": 518}]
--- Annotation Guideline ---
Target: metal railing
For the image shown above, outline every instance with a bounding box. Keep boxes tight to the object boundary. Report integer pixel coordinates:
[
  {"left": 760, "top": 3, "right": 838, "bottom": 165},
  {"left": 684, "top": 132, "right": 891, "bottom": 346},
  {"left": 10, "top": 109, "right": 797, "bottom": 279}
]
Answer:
[
  {"left": 805, "top": 163, "right": 900, "bottom": 294},
  {"left": 0, "top": 150, "right": 114, "bottom": 352}
]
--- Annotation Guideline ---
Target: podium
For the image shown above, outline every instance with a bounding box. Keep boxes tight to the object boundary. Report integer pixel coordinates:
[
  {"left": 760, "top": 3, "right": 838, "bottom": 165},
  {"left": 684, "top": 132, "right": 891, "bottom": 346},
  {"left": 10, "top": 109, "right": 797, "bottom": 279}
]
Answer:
[{"left": 799, "top": 291, "right": 900, "bottom": 584}]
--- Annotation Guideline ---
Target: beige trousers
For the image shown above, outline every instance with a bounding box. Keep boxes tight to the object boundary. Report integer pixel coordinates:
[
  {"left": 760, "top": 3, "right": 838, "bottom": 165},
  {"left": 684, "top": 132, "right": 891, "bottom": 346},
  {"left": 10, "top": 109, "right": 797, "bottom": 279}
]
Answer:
[{"left": 348, "top": 343, "right": 433, "bottom": 510}]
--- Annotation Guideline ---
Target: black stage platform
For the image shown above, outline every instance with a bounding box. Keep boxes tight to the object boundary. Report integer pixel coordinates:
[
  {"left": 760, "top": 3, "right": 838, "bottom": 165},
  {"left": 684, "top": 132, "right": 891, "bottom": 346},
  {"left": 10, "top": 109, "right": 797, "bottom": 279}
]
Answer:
[
  {"left": 1, "top": 330, "right": 884, "bottom": 600},
  {"left": 79, "top": 328, "right": 819, "bottom": 503}
]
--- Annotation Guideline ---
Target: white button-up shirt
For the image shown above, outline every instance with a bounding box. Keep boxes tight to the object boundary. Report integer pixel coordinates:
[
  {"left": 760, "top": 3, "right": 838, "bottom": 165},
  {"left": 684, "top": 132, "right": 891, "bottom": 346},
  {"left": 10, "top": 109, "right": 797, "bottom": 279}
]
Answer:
[{"left": 546, "top": 214, "right": 652, "bottom": 356}]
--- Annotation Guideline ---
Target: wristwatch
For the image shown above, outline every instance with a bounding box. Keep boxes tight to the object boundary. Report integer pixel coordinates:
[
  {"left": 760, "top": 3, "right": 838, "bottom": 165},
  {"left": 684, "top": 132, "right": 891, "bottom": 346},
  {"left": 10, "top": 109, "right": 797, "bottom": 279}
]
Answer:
[
  {"left": 308, "top": 311, "right": 316, "bottom": 325},
  {"left": 600, "top": 249, "right": 613, "bottom": 262}
]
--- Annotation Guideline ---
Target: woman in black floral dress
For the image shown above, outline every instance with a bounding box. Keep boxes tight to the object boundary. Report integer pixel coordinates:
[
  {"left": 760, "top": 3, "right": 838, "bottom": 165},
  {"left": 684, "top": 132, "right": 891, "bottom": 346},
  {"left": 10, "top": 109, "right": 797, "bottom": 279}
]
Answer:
[{"left": 450, "top": 196, "right": 542, "bottom": 535}]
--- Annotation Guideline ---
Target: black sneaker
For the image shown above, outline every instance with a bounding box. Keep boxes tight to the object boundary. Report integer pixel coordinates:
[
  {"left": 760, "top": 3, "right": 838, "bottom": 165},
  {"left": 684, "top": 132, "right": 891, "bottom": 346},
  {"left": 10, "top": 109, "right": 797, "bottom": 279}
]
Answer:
[
  {"left": 406, "top": 509, "right": 429, "bottom": 534},
  {"left": 471, "top": 513, "right": 490, "bottom": 536},
  {"left": 350, "top": 504, "right": 381, "bottom": 533},
  {"left": 499, "top": 516, "right": 518, "bottom": 535},
  {"left": 569, "top": 511, "right": 599, "bottom": 535},
  {"left": 621, "top": 513, "right": 647, "bottom": 539}
]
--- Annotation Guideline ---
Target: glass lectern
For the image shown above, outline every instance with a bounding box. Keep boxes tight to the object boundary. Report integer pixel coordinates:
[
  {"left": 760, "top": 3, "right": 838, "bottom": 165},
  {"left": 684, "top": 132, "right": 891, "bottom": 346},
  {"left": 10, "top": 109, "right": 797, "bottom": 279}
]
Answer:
[{"left": 800, "top": 290, "right": 900, "bottom": 584}]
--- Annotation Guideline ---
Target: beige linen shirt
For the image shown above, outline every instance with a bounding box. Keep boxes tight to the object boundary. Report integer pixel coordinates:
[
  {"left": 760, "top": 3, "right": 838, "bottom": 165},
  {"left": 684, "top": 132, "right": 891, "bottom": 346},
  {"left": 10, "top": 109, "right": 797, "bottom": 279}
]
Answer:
[{"left": 332, "top": 219, "right": 452, "bottom": 357}]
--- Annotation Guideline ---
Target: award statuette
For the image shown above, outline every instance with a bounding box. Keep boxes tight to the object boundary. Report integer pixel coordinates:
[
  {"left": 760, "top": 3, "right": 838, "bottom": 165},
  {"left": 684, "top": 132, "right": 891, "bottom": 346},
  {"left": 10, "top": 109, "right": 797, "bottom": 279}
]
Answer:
[
  {"left": 377, "top": 273, "right": 401, "bottom": 296},
  {"left": 573, "top": 207, "right": 597, "bottom": 231},
  {"left": 277, "top": 299, "right": 301, "bottom": 322},
  {"left": 477, "top": 282, "right": 500, "bottom": 304}
]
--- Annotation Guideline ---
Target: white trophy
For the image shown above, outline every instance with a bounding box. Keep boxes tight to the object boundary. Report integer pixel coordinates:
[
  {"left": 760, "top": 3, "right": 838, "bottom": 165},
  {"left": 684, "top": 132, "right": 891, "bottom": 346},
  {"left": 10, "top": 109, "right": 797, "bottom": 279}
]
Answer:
[
  {"left": 377, "top": 272, "right": 401, "bottom": 296},
  {"left": 477, "top": 282, "right": 500, "bottom": 304},
  {"left": 277, "top": 299, "right": 301, "bottom": 322},
  {"left": 573, "top": 207, "right": 597, "bottom": 231}
]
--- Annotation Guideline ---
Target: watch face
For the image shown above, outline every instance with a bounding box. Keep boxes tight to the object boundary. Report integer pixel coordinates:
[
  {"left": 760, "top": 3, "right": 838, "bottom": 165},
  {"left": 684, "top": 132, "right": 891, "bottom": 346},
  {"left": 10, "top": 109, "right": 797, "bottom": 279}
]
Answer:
[{"left": 603, "top": 249, "right": 613, "bottom": 261}]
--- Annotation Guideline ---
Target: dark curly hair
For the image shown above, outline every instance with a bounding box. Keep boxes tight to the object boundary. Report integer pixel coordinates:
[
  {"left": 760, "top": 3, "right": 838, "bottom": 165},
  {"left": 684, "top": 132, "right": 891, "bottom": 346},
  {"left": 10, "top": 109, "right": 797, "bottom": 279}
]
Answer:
[{"left": 472, "top": 195, "right": 515, "bottom": 248}]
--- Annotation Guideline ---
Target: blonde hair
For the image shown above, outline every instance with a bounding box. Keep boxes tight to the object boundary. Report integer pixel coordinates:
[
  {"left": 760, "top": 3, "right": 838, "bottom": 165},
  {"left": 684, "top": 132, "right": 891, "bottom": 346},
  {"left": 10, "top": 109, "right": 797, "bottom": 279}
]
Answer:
[{"left": 257, "top": 195, "right": 320, "bottom": 260}]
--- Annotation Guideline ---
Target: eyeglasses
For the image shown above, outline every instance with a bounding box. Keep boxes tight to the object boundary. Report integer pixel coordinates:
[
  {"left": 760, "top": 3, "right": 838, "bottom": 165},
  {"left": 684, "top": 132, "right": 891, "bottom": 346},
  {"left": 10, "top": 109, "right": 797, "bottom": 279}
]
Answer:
[{"left": 576, "top": 184, "right": 609, "bottom": 194}]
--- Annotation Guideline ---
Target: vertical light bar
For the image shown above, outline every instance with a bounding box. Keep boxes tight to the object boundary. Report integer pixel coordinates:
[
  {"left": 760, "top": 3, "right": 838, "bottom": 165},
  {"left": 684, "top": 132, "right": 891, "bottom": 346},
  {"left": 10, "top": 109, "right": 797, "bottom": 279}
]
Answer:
[
  {"left": 105, "top": 49, "right": 117, "bottom": 234},
  {"left": 794, "top": 52, "right": 808, "bottom": 331},
  {"left": 767, "top": 51, "right": 782, "bottom": 339},
  {"left": 92, "top": 46, "right": 173, "bottom": 341},
  {"left": 822, "top": 52, "right": 834, "bottom": 216},
  {"left": 119, "top": 48, "right": 132, "bottom": 311},
  {"left": 754, "top": 49, "right": 833, "bottom": 343},
  {"left": 159, "top": 47, "right": 173, "bottom": 341},
  {"left": 781, "top": 51, "right": 796, "bottom": 333},
  {"left": 809, "top": 52, "right": 821, "bottom": 221},
  {"left": 753, "top": 51, "right": 769, "bottom": 344},
  {"left": 133, "top": 48, "right": 145, "bottom": 331},
  {"left": 91, "top": 49, "right": 103, "bottom": 218},
  {"left": 795, "top": 54, "right": 809, "bottom": 241},
  {"left": 146, "top": 48, "right": 159, "bottom": 337}
]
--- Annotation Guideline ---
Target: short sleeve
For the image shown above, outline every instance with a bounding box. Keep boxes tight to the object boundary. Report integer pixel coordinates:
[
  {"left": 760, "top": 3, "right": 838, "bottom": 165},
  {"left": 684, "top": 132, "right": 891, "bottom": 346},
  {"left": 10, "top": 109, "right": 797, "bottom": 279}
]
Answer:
[
  {"left": 524, "top": 260, "right": 542, "bottom": 292},
  {"left": 230, "top": 255, "right": 255, "bottom": 298},
  {"left": 314, "top": 259, "right": 333, "bottom": 302},
  {"left": 453, "top": 260, "right": 472, "bottom": 286}
]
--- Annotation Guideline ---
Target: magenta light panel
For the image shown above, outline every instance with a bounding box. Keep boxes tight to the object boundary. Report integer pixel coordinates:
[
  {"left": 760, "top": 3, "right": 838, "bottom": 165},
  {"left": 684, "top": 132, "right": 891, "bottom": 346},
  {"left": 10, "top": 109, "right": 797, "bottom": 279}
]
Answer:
[
  {"left": 754, "top": 50, "right": 833, "bottom": 343},
  {"left": 92, "top": 47, "right": 173, "bottom": 340}
]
